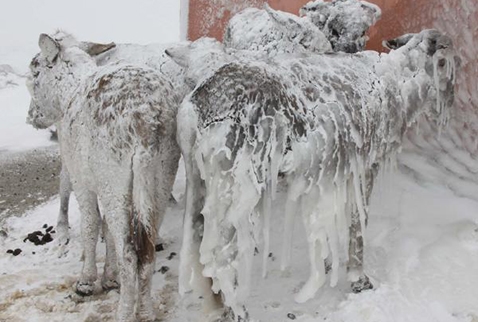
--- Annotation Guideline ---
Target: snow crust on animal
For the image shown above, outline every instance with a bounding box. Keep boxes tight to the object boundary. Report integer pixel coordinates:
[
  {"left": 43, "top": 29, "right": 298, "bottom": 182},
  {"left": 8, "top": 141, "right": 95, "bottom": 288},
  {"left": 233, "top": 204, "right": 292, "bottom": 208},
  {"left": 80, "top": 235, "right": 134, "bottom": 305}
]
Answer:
[
  {"left": 53, "top": 0, "right": 382, "bottom": 246},
  {"left": 223, "top": 0, "right": 381, "bottom": 55},
  {"left": 169, "top": 29, "right": 459, "bottom": 320},
  {"left": 27, "top": 31, "right": 181, "bottom": 322},
  {"left": 300, "top": 0, "right": 381, "bottom": 53},
  {"left": 52, "top": 40, "right": 189, "bottom": 247}
]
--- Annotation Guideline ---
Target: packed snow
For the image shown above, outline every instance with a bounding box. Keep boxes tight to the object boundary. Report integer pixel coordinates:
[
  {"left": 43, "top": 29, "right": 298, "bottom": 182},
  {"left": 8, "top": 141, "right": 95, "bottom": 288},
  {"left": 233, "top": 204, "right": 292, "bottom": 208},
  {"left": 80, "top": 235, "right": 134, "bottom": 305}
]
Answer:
[
  {"left": 1, "top": 0, "right": 477, "bottom": 321},
  {"left": 2, "top": 137, "right": 478, "bottom": 321}
]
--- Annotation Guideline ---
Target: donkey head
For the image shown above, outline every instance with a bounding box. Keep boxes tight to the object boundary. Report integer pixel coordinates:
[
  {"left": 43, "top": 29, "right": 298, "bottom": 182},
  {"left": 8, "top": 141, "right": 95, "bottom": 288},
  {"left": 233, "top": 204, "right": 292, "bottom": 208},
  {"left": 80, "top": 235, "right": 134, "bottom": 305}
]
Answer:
[
  {"left": 384, "top": 30, "right": 461, "bottom": 126},
  {"left": 27, "top": 32, "right": 115, "bottom": 129},
  {"left": 300, "top": 0, "right": 381, "bottom": 53}
]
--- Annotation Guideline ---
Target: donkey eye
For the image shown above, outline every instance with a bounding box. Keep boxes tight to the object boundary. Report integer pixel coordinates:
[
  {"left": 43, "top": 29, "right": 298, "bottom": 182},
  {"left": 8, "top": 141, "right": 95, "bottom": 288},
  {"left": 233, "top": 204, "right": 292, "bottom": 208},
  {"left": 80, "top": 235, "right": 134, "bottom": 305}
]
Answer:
[{"left": 438, "top": 58, "right": 446, "bottom": 67}]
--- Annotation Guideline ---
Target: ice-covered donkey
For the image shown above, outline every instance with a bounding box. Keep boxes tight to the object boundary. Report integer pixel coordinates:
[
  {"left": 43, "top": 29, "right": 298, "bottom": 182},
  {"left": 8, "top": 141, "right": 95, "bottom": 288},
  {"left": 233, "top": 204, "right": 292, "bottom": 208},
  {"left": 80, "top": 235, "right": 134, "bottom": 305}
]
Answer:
[
  {"left": 53, "top": 40, "right": 188, "bottom": 247},
  {"left": 168, "top": 29, "right": 459, "bottom": 319},
  {"left": 27, "top": 32, "right": 181, "bottom": 322},
  {"left": 223, "top": 0, "right": 381, "bottom": 55},
  {"left": 300, "top": 0, "right": 381, "bottom": 53}
]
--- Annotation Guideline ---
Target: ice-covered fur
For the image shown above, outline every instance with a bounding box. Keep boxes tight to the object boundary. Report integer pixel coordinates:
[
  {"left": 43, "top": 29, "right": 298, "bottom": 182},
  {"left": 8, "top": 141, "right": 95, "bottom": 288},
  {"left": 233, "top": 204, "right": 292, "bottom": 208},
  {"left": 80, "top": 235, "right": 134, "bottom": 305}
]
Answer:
[
  {"left": 300, "top": 0, "right": 381, "bottom": 53},
  {"left": 27, "top": 31, "right": 181, "bottom": 322},
  {"left": 165, "top": 37, "right": 232, "bottom": 89},
  {"left": 223, "top": 0, "right": 380, "bottom": 56},
  {"left": 172, "top": 29, "right": 459, "bottom": 319},
  {"left": 224, "top": 4, "right": 332, "bottom": 56},
  {"left": 53, "top": 40, "right": 188, "bottom": 247},
  {"left": 93, "top": 41, "right": 188, "bottom": 92}
]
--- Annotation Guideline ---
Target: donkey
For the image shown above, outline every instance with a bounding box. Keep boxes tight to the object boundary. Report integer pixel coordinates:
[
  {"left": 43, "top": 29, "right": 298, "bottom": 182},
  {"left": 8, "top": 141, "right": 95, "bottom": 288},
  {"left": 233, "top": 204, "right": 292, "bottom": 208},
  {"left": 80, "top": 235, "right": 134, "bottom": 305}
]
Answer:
[
  {"left": 223, "top": 0, "right": 380, "bottom": 56},
  {"left": 27, "top": 32, "right": 181, "bottom": 321},
  {"left": 168, "top": 29, "right": 459, "bottom": 319},
  {"left": 54, "top": 40, "right": 188, "bottom": 247},
  {"left": 299, "top": 0, "right": 381, "bottom": 53}
]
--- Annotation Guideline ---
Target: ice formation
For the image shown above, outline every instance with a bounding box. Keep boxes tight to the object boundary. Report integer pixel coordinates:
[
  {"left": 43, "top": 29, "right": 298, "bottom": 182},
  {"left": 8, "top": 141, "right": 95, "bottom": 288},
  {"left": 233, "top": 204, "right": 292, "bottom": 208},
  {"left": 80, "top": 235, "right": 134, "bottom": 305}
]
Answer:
[
  {"left": 94, "top": 41, "right": 188, "bottom": 96},
  {"left": 27, "top": 31, "right": 182, "bottom": 321},
  {"left": 223, "top": 0, "right": 381, "bottom": 55},
  {"left": 172, "top": 29, "right": 459, "bottom": 319}
]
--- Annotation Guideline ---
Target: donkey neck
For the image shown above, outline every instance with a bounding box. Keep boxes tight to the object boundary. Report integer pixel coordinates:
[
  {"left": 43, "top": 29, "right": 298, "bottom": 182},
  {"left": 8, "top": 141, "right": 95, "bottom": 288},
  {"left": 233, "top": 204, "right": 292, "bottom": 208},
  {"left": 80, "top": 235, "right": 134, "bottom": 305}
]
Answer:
[
  {"left": 54, "top": 57, "right": 96, "bottom": 114},
  {"left": 378, "top": 49, "right": 435, "bottom": 130}
]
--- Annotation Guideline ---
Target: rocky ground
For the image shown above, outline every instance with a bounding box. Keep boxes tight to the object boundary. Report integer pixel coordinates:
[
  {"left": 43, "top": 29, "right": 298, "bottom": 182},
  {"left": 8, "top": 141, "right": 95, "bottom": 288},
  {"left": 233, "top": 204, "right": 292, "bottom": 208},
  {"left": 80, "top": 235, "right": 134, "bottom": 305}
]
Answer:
[{"left": 0, "top": 146, "right": 61, "bottom": 224}]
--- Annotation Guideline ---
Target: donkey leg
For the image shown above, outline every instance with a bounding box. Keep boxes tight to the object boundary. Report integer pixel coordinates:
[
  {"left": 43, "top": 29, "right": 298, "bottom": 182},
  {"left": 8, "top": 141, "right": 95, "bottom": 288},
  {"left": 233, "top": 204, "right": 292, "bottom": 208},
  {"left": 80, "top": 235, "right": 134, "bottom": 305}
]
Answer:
[
  {"left": 101, "top": 219, "right": 119, "bottom": 291},
  {"left": 179, "top": 157, "right": 209, "bottom": 295},
  {"left": 103, "top": 202, "right": 138, "bottom": 322},
  {"left": 56, "top": 165, "right": 72, "bottom": 246},
  {"left": 136, "top": 222, "right": 157, "bottom": 322},
  {"left": 347, "top": 168, "right": 377, "bottom": 293},
  {"left": 347, "top": 210, "right": 373, "bottom": 293},
  {"left": 75, "top": 189, "right": 100, "bottom": 296},
  {"left": 137, "top": 257, "right": 156, "bottom": 322}
]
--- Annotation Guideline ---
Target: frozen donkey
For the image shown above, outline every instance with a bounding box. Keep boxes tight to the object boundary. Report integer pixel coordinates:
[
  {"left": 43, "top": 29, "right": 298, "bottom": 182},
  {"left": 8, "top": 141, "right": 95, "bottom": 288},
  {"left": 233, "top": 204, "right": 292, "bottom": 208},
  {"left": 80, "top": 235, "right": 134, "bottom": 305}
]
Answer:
[
  {"left": 223, "top": 0, "right": 381, "bottom": 56},
  {"left": 169, "top": 29, "right": 459, "bottom": 320},
  {"left": 54, "top": 39, "right": 188, "bottom": 247},
  {"left": 27, "top": 32, "right": 181, "bottom": 321}
]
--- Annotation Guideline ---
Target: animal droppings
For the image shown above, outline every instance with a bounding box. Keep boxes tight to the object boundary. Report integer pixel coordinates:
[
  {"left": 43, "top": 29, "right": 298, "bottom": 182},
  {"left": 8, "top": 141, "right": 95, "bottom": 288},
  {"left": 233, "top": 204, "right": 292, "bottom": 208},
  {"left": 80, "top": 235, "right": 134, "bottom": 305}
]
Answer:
[{"left": 155, "top": 243, "right": 164, "bottom": 252}]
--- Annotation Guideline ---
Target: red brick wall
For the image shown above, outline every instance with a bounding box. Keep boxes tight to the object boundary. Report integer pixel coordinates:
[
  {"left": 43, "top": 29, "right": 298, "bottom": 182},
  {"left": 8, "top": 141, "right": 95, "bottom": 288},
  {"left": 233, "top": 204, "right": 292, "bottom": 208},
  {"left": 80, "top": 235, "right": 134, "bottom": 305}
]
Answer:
[{"left": 186, "top": 0, "right": 478, "bottom": 149}]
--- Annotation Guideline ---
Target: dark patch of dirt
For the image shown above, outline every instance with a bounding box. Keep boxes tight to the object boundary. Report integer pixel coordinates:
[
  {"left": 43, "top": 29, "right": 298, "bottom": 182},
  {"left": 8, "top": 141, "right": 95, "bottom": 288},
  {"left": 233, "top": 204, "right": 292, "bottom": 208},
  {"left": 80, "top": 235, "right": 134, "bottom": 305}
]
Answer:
[{"left": 0, "top": 147, "right": 61, "bottom": 224}]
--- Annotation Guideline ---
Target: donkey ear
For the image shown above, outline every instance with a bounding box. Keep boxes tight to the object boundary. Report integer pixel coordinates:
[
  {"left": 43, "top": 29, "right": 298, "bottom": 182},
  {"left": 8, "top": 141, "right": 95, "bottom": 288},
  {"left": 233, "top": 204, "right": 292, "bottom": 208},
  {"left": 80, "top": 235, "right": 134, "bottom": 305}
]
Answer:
[
  {"left": 383, "top": 33, "right": 414, "bottom": 50},
  {"left": 265, "top": 3, "right": 302, "bottom": 30},
  {"left": 360, "top": 2, "right": 382, "bottom": 24},
  {"left": 38, "top": 33, "right": 60, "bottom": 63},
  {"left": 264, "top": 3, "right": 300, "bottom": 28},
  {"left": 165, "top": 45, "right": 191, "bottom": 68},
  {"left": 81, "top": 41, "right": 116, "bottom": 56}
]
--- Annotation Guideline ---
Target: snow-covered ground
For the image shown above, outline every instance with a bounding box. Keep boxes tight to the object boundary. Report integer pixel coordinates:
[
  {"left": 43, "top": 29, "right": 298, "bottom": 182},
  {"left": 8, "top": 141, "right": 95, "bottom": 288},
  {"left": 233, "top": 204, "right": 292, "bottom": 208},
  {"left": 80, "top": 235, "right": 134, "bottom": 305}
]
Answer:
[
  {"left": 2, "top": 133, "right": 478, "bottom": 322},
  {"left": 2, "top": 1, "right": 478, "bottom": 321}
]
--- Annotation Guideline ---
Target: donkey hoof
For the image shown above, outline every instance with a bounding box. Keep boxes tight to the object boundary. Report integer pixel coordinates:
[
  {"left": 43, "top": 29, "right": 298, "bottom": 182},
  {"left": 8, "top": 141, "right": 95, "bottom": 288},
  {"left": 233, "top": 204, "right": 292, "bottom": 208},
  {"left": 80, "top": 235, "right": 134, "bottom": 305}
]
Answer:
[
  {"left": 56, "top": 225, "right": 70, "bottom": 246},
  {"left": 75, "top": 281, "right": 95, "bottom": 296},
  {"left": 101, "top": 279, "right": 120, "bottom": 292},
  {"left": 351, "top": 276, "right": 373, "bottom": 293},
  {"left": 324, "top": 258, "right": 332, "bottom": 274}
]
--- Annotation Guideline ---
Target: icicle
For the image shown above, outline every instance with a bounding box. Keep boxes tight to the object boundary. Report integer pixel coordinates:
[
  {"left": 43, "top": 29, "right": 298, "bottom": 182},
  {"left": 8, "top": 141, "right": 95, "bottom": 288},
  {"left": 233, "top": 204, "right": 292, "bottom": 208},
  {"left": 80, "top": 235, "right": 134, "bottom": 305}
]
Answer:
[
  {"left": 261, "top": 183, "right": 272, "bottom": 278},
  {"left": 334, "top": 183, "right": 349, "bottom": 261},
  {"left": 351, "top": 156, "right": 367, "bottom": 237},
  {"left": 281, "top": 188, "right": 297, "bottom": 271},
  {"left": 295, "top": 225, "right": 327, "bottom": 303},
  {"left": 327, "top": 207, "right": 340, "bottom": 288}
]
